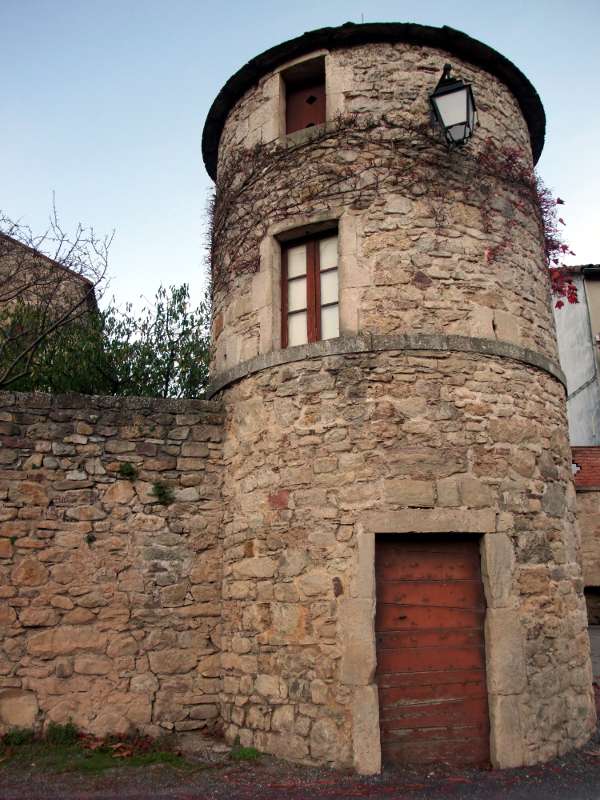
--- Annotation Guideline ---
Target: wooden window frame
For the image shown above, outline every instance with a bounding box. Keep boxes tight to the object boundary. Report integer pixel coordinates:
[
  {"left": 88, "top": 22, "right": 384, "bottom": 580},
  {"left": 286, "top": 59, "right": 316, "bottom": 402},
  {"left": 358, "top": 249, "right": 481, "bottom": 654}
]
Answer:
[{"left": 281, "top": 230, "right": 338, "bottom": 348}]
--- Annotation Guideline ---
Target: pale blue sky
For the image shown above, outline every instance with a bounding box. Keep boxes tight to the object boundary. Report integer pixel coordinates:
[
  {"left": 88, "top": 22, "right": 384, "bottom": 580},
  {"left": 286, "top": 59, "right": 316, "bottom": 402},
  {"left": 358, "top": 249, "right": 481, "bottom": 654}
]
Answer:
[{"left": 2, "top": 0, "right": 599, "bottom": 308}]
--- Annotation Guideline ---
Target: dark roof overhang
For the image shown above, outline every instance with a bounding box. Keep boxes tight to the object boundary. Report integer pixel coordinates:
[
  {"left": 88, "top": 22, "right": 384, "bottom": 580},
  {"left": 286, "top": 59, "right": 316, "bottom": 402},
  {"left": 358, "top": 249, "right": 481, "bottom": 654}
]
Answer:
[{"left": 201, "top": 21, "right": 546, "bottom": 180}]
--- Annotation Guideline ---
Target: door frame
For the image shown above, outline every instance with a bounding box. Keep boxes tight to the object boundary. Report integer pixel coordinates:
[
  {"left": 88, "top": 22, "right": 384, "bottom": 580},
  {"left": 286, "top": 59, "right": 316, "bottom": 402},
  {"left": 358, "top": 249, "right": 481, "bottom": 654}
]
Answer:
[{"left": 341, "top": 509, "right": 526, "bottom": 775}]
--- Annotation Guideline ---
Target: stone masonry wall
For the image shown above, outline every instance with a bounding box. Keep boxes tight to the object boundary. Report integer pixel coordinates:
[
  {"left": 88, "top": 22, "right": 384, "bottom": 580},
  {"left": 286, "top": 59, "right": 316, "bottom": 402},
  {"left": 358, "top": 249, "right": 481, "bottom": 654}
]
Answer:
[
  {"left": 217, "top": 351, "right": 596, "bottom": 767},
  {"left": 0, "top": 391, "right": 224, "bottom": 738},
  {"left": 208, "top": 34, "right": 596, "bottom": 770},
  {"left": 576, "top": 491, "right": 600, "bottom": 588},
  {"left": 211, "top": 42, "right": 558, "bottom": 376},
  {"left": 570, "top": 448, "right": 600, "bottom": 587}
]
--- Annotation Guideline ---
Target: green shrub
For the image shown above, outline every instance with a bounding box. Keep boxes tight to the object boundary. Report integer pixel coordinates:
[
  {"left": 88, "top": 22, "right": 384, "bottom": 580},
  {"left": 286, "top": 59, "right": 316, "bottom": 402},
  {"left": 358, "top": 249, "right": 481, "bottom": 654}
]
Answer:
[
  {"left": 3, "top": 728, "right": 35, "bottom": 747},
  {"left": 118, "top": 461, "right": 138, "bottom": 480},
  {"left": 151, "top": 482, "right": 174, "bottom": 505}
]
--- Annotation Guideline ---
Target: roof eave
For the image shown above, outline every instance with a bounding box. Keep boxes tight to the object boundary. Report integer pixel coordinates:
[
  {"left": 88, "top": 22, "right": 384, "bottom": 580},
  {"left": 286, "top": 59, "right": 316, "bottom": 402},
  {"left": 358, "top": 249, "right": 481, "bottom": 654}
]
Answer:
[{"left": 201, "top": 22, "right": 546, "bottom": 180}]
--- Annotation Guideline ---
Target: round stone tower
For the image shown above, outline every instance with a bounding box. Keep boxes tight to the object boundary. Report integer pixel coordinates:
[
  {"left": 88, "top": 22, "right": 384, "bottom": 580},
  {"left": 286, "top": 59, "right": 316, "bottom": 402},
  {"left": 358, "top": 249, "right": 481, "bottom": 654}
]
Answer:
[{"left": 202, "top": 23, "right": 595, "bottom": 773}]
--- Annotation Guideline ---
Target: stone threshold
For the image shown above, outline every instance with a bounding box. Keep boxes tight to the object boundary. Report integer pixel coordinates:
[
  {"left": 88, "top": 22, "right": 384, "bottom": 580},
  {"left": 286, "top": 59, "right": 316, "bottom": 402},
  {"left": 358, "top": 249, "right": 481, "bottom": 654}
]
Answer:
[{"left": 206, "top": 333, "right": 566, "bottom": 397}]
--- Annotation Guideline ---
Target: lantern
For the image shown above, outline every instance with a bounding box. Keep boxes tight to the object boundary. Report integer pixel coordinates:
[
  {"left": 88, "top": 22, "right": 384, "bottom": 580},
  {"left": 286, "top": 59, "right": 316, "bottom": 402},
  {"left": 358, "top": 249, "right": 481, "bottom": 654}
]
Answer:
[{"left": 430, "top": 63, "right": 477, "bottom": 147}]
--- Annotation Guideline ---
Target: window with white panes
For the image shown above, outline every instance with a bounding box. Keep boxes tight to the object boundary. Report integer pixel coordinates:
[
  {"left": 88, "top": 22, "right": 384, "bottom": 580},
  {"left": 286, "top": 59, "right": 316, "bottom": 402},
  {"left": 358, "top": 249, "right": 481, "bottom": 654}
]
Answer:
[{"left": 281, "top": 232, "right": 339, "bottom": 347}]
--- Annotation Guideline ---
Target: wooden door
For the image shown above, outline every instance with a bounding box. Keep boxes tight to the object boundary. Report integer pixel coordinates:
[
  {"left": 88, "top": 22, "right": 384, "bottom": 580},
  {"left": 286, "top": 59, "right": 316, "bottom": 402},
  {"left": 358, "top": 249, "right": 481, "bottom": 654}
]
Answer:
[{"left": 375, "top": 535, "right": 490, "bottom": 767}]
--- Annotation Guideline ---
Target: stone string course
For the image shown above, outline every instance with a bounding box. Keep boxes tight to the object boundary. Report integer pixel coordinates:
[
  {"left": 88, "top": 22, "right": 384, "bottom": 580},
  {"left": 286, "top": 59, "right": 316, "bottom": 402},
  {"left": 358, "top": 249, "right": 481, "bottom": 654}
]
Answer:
[
  {"left": 0, "top": 392, "right": 223, "bottom": 738},
  {"left": 206, "top": 333, "right": 566, "bottom": 398}
]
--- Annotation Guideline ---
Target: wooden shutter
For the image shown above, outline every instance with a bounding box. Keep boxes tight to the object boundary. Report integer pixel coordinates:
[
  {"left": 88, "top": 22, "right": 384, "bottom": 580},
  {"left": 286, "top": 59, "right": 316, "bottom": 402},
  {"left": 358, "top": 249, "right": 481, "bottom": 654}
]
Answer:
[{"left": 286, "top": 82, "right": 326, "bottom": 134}]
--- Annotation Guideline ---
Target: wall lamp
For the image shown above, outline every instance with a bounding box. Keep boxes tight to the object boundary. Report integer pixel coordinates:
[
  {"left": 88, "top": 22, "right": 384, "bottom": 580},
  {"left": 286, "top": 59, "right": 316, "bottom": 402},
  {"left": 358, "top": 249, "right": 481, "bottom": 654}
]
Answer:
[{"left": 429, "top": 63, "right": 478, "bottom": 147}]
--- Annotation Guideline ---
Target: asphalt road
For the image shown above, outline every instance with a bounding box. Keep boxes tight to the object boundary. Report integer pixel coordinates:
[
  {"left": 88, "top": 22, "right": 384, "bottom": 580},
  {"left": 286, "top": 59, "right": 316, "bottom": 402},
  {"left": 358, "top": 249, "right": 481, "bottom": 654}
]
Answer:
[{"left": 3, "top": 733, "right": 600, "bottom": 800}]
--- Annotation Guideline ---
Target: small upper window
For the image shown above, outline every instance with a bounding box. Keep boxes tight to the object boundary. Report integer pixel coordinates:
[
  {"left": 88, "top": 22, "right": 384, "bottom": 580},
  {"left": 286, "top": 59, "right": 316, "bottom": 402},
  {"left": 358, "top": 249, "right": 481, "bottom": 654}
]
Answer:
[
  {"left": 281, "top": 231, "right": 339, "bottom": 348},
  {"left": 282, "top": 57, "right": 326, "bottom": 135}
]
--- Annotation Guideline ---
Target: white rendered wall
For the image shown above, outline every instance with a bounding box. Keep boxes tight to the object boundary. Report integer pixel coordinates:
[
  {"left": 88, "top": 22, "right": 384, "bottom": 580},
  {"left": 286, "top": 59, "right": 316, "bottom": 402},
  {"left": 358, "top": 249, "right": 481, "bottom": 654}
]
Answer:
[{"left": 553, "top": 274, "right": 600, "bottom": 445}]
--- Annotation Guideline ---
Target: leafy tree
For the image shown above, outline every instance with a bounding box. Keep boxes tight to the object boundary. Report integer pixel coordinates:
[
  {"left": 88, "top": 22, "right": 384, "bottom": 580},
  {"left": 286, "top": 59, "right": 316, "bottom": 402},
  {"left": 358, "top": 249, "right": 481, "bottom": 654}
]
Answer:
[
  {"left": 3, "top": 307, "right": 112, "bottom": 394},
  {"left": 4, "top": 284, "right": 211, "bottom": 399},
  {"left": 103, "top": 284, "right": 211, "bottom": 398}
]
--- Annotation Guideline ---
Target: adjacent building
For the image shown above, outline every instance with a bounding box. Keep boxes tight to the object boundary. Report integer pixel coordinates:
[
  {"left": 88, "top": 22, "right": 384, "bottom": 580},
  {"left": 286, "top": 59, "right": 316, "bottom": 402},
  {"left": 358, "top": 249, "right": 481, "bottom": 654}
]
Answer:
[
  {"left": 0, "top": 233, "right": 97, "bottom": 315},
  {"left": 554, "top": 270, "right": 600, "bottom": 628},
  {"left": 554, "top": 266, "right": 600, "bottom": 445}
]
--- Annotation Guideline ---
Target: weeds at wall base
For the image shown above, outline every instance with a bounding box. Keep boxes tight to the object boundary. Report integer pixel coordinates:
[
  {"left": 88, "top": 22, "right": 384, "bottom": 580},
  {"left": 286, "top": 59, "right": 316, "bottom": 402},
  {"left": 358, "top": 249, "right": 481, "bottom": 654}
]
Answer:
[
  {"left": 0, "top": 723, "right": 192, "bottom": 775},
  {"left": 229, "top": 743, "right": 262, "bottom": 762}
]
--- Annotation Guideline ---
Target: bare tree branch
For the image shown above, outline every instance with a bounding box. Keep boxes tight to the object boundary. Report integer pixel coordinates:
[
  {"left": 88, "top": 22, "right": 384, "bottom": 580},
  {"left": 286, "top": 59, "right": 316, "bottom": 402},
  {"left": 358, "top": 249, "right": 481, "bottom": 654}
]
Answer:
[{"left": 0, "top": 206, "right": 112, "bottom": 389}]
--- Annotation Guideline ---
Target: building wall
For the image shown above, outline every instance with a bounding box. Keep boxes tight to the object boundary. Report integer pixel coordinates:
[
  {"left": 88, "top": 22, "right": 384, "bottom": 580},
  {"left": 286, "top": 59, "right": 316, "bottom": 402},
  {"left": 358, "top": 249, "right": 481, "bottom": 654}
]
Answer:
[
  {"left": 211, "top": 42, "right": 558, "bottom": 378},
  {"left": 572, "top": 447, "right": 600, "bottom": 587},
  {"left": 0, "top": 392, "right": 223, "bottom": 737},
  {"left": 210, "top": 37, "right": 596, "bottom": 772},
  {"left": 553, "top": 274, "right": 600, "bottom": 445},
  {"left": 218, "top": 349, "right": 594, "bottom": 769},
  {"left": 576, "top": 492, "right": 600, "bottom": 587},
  {"left": 0, "top": 234, "right": 97, "bottom": 313},
  {"left": 584, "top": 278, "right": 600, "bottom": 342}
]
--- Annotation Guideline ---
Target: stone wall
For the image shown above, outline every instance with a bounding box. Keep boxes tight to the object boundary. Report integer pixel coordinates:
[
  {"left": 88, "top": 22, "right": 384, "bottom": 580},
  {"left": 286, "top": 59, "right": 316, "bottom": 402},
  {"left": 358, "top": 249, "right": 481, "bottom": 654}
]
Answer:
[
  {"left": 576, "top": 492, "right": 600, "bottom": 588},
  {"left": 206, "top": 31, "right": 596, "bottom": 772},
  {"left": 211, "top": 42, "right": 558, "bottom": 377},
  {"left": 0, "top": 391, "right": 224, "bottom": 738},
  {"left": 572, "top": 447, "right": 600, "bottom": 587},
  {"left": 217, "top": 350, "right": 596, "bottom": 768}
]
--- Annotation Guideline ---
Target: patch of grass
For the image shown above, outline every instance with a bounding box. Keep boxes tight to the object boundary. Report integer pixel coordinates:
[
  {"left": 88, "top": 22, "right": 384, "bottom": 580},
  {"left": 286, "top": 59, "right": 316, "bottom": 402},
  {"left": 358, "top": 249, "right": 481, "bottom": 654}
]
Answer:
[
  {"left": 126, "top": 750, "right": 187, "bottom": 768},
  {"left": 0, "top": 726, "right": 192, "bottom": 775},
  {"left": 2, "top": 728, "right": 35, "bottom": 747},
  {"left": 151, "top": 481, "right": 175, "bottom": 505},
  {"left": 229, "top": 744, "right": 261, "bottom": 762}
]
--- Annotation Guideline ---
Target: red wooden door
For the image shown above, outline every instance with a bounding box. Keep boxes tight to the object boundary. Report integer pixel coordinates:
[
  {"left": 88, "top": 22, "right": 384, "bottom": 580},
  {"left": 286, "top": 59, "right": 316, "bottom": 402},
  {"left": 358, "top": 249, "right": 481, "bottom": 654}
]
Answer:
[{"left": 375, "top": 535, "right": 490, "bottom": 767}]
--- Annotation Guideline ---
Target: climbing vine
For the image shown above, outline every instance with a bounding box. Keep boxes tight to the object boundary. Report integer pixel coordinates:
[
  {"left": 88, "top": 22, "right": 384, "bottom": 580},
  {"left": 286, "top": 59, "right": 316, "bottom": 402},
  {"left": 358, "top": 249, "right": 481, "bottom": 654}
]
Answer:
[
  {"left": 475, "top": 138, "right": 577, "bottom": 308},
  {"left": 209, "top": 114, "right": 577, "bottom": 310}
]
